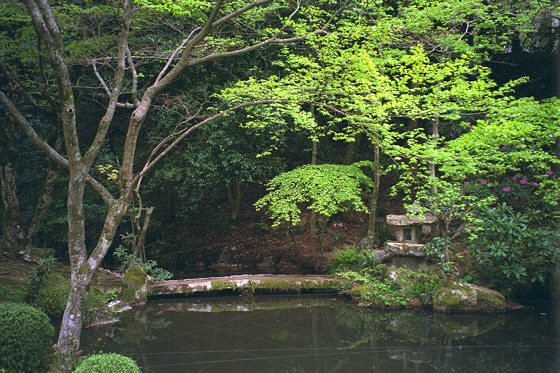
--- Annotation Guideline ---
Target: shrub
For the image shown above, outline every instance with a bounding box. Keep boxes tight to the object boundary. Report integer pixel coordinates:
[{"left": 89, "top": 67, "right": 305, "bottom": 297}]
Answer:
[
  {"left": 28, "top": 273, "right": 71, "bottom": 319},
  {"left": 326, "top": 246, "right": 380, "bottom": 275},
  {"left": 26, "top": 261, "right": 115, "bottom": 321},
  {"left": 469, "top": 202, "right": 560, "bottom": 297},
  {"left": 26, "top": 256, "right": 57, "bottom": 294},
  {"left": 0, "top": 284, "right": 26, "bottom": 303},
  {"left": 74, "top": 353, "right": 141, "bottom": 373},
  {"left": 0, "top": 302, "right": 55, "bottom": 372}
]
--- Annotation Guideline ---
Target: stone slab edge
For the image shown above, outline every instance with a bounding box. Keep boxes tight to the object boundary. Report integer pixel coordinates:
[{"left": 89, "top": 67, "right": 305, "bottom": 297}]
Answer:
[{"left": 148, "top": 274, "right": 342, "bottom": 297}]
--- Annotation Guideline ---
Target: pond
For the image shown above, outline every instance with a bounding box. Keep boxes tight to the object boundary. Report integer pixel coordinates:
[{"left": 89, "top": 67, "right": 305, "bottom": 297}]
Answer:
[{"left": 81, "top": 295, "right": 559, "bottom": 372}]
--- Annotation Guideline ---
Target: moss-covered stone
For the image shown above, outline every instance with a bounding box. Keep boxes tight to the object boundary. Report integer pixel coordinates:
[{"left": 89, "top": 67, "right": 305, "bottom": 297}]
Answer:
[
  {"left": 210, "top": 280, "right": 238, "bottom": 291},
  {"left": 119, "top": 265, "right": 148, "bottom": 304},
  {"left": 147, "top": 275, "right": 343, "bottom": 297},
  {"left": 433, "top": 281, "right": 505, "bottom": 313},
  {"left": 256, "top": 279, "right": 300, "bottom": 292}
]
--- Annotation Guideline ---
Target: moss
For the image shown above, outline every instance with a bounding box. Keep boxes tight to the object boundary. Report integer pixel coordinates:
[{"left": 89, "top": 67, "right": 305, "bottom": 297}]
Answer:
[
  {"left": 210, "top": 280, "right": 238, "bottom": 291},
  {"left": 476, "top": 288, "right": 505, "bottom": 311},
  {"left": 348, "top": 285, "right": 367, "bottom": 297},
  {"left": 299, "top": 280, "right": 315, "bottom": 289},
  {"left": 256, "top": 279, "right": 301, "bottom": 292},
  {"left": 147, "top": 276, "right": 343, "bottom": 298},
  {"left": 319, "top": 280, "right": 341, "bottom": 289},
  {"left": 433, "top": 282, "right": 505, "bottom": 313},
  {"left": 181, "top": 286, "right": 194, "bottom": 295},
  {"left": 119, "top": 266, "right": 148, "bottom": 303}
]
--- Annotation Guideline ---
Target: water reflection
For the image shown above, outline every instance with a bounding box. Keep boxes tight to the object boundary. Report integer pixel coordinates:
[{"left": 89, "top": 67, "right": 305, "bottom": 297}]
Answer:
[{"left": 81, "top": 295, "right": 559, "bottom": 372}]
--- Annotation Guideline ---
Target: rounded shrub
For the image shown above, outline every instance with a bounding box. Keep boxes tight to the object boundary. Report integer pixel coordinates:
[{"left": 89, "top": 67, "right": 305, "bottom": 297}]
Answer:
[
  {"left": 28, "top": 273, "right": 71, "bottom": 319},
  {"left": 74, "top": 353, "right": 141, "bottom": 373},
  {"left": 0, "top": 302, "right": 55, "bottom": 372}
]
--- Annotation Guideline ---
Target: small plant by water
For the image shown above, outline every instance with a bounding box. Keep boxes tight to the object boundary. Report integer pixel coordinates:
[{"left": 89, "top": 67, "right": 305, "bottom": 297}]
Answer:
[
  {"left": 114, "top": 238, "right": 172, "bottom": 283},
  {"left": 328, "top": 246, "right": 442, "bottom": 308}
]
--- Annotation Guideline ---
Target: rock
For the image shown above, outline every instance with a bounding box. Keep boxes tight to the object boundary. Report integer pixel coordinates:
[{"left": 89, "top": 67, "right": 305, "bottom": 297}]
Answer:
[
  {"left": 256, "top": 256, "right": 275, "bottom": 271},
  {"left": 358, "top": 236, "right": 375, "bottom": 250},
  {"left": 119, "top": 265, "right": 149, "bottom": 304},
  {"left": 433, "top": 282, "right": 505, "bottom": 313},
  {"left": 17, "top": 247, "right": 55, "bottom": 263},
  {"left": 373, "top": 249, "right": 394, "bottom": 262},
  {"left": 385, "top": 257, "right": 427, "bottom": 285},
  {"left": 277, "top": 260, "right": 298, "bottom": 271}
]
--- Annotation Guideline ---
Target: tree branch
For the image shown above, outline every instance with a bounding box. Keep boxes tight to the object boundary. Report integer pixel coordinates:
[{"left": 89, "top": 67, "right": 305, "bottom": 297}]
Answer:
[
  {"left": 186, "top": 31, "right": 327, "bottom": 68},
  {"left": 133, "top": 100, "right": 273, "bottom": 184},
  {"left": 126, "top": 45, "right": 139, "bottom": 106},
  {"left": 211, "top": 0, "right": 273, "bottom": 29},
  {"left": 83, "top": 0, "right": 134, "bottom": 167},
  {"left": 0, "top": 91, "right": 114, "bottom": 205}
]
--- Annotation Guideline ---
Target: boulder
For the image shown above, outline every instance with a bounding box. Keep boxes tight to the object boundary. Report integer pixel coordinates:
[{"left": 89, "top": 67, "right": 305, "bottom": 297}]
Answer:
[
  {"left": 119, "top": 265, "right": 149, "bottom": 304},
  {"left": 433, "top": 282, "right": 505, "bottom": 313}
]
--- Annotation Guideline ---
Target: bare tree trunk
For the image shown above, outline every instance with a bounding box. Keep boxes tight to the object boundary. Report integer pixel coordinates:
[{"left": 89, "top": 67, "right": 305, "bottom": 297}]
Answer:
[
  {"left": 309, "top": 102, "right": 318, "bottom": 240},
  {"left": 0, "top": 118, "right": 25, "bottom": 249},
  {"left": 551, "top": 134, "right": 560, "bottom": 301},
  {"left": 227, "top": 175, "right": 242, "bottom": 222},
  {"left": 428, "top": 118, "right": 439, "bottom": 181},
  {"left": 27, "top": 162, "right": 60, "bottom": 247},
  {"left": 367, "top": 143, "right": 380, "bottom": 242},
  {"left": 309, "top": 138, "right": 318, "bottom": 239},
  {"left": 0, "top": 163, "right": 24, "bottom": 248},
  {"left": 342, "top": 133, "right": 362, "bottom": 165},
  {"left": 132, "top": 207, "right": 154, "bottom": 261}
]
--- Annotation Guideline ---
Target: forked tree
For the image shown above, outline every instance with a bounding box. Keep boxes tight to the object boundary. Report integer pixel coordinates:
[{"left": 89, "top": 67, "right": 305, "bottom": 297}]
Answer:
[{"left": 0, "top": 0, "right": 321, "bottom": 370}]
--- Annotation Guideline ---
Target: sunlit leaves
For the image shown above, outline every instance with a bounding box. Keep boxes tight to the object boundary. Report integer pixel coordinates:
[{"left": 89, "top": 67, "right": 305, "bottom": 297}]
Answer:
[
  {"left": 255, "top": 163, "right": 373, "bottom": 226},
  {"left": 136, "top": 0, "right": 212, "bottom": 16}
]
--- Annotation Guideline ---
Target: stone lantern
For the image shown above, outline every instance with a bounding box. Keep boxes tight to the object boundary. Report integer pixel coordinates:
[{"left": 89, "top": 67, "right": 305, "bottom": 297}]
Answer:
[{"left": 383, "top": 213, "right": 438, "bottom": 261}]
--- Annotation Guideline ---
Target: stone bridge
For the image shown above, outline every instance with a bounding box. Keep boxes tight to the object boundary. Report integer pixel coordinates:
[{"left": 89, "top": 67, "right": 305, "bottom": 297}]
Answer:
[{"left": 148, "top": 274, "right": 342, "bottom": 297}]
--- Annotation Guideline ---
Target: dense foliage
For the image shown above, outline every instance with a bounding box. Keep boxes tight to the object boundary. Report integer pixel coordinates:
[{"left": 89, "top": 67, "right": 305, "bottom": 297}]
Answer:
[
  {"left": 0, "top": 302, "right": 55, "bottom": 373},
  {"left": 0, "top": 0, "right": 558, "bottom": 366},
  {"left": 256, "top": 163, "right": 373, "bottom": 226},
  {"left": 469, "top": 203, "right": 560, "bottom": 297},
  {"left": 27, "top": 273, "right": 71, "bottom": 319}
]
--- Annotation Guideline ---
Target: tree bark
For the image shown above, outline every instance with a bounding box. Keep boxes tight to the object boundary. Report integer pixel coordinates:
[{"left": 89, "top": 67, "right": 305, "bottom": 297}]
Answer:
[
  {"left": 309, "top": 138, "right": 318, "bottom": 239},
  {"left": 367, "top": 142, "right": 380, "bottom": 242},
  {"left": 0, "top": 117, "right": 25, "bottom": 249},
  {"left": 342, "top": 133, "right": 362, "bottom": 165},
  {"left": 309, "top": 104, "right": 318, "bottom": 240},
  {"left": 26, "top": 163, "right": 61, "bottom": 247},
  {"left": 428, "top": 117, "right": 439, "bottom": 181},
  {"left": 227, "top": 175, "right": 242, "bottom": 222},
  {"left": 0, "top": 163, "right": 24, "bottom": 248}
]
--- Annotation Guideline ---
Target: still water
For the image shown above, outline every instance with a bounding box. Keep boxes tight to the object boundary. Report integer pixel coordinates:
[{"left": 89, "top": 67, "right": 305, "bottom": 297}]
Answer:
[{"left": 81, "top": 295, "right": 559, "bottom": 372}]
